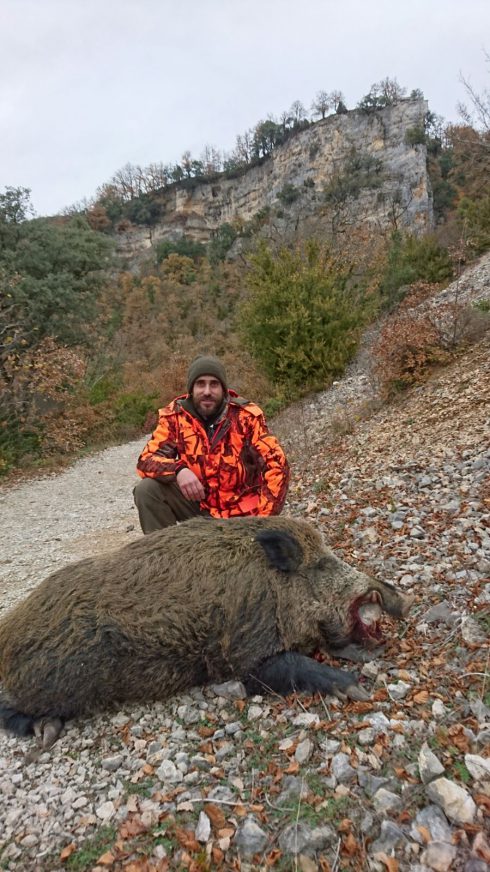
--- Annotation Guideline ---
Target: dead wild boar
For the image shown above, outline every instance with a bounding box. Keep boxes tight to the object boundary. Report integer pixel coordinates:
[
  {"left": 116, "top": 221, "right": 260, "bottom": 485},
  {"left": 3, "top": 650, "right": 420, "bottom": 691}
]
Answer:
[{"left": 0, "top": 516, "right": 411, "bottom": 746}]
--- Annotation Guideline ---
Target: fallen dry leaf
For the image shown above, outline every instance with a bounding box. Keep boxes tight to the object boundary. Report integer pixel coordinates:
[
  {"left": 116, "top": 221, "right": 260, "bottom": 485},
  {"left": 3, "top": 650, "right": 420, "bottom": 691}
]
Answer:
[
  {"left": 337, "top": 818, "right": 353, "bottom": 833},
  {"left": 475, "top": 794, "right": 490, "bottom": 814},
  {"left": 473, "top": 831, "right": 490, "bottom": 861},
  {"left": 97, "top": 852, "right": 116, "bottom": 866},
  {"left": 448, "top": 724, "right": 472, "bottom": 752},
  {"left": 174, "top": 828, "right": 200, "bottom": 852},
  {"left": 204, "top": 802, "right": 226, "bottom": 829},
  {"left": 342, "top": 832, "right": 359, "bottom": 855},
  {"left": 374, "top": 852, "right": 399, "bottom": 871},
  {"left": 60, "top": 843, "right": 76, "bottom": 861},
  {"left": 119, "top": 816, "right": 149, "bottom": 839},
  {"left": 348, "top": 701, "right": 374, "bottom": 714}
]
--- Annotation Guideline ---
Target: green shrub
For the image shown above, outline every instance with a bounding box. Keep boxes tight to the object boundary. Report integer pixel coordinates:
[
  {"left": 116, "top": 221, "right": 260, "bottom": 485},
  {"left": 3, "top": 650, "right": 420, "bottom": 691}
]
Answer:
[
  {"left": 0, "top": 422, "right": 43, "bottom": 476},
  {"left": 324, "top": 150, "right": 383, "bottom": 204},
  {"left": 155, "top": 237, "right": 206, "bottom": 263},
  {"left": 126, "top": 195, "right": 162, "bottom": 227},
  {"left": 473, "top": 298, "right": 490, "bottom": 313},
  {"left": 114, "top": 392, "right": 158, "bottom": 428},
  {"left": 87, "top": 374, "right": 122, "bottom": 405},
  {"left": 277, "top": 183, "right": 300, "bottom": 205},
  {"left": 262, "top": 393, "right": 288, "bottom": 417},
  {"left": 431, "top": 178, "right": 457, "bottom": 221},
  {"left": 458, "top": 196, "right": 490, "bottom": 253},
  {"left": 404, "top": 126, "right": 426, "bottom": 146},
  {"left": 379, "top": 232, "right": 453, "bottom": 308},
  {"left": 207, "top": 223, "right": 237, "bottom": 265},
  {"left": 239, "top": 241, "right": 368, "bottom": 392}
]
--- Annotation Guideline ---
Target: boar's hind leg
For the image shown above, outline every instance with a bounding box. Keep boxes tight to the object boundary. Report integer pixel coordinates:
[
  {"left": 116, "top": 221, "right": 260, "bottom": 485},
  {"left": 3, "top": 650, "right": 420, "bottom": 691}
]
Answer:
[
  {"left": 0, "top": 699, "right": 35, "bottom": 738},
  {"left": 245, "top": 652, "right": 369, "bottom": 701}
]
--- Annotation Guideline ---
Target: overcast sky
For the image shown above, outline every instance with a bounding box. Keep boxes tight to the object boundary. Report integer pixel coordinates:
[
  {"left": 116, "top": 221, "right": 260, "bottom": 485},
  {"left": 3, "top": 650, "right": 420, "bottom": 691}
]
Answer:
[{"left": 1, "top": 0, "right": 489, "bottom": 217}]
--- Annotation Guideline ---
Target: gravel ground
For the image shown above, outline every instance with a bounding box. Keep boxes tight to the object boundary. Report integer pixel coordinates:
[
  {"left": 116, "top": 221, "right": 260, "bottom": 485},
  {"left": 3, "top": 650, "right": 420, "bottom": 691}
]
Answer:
[{"left": 0, "top": 257, "right": 489, "bottom": 871}]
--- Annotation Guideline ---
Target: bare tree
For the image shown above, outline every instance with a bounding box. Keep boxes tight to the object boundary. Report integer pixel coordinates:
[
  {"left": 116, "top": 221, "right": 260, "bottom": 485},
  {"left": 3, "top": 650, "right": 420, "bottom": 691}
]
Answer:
[
  {"left": 311, "top": 90, "right": 330, "bottom": 119},
  {"left": 233, "top": 130, "right": 254, "bottom": 164},
  {"left": 111, "top": 163, "right": 142, "bottom": 201},
  {"left": 200, "top": 144, "right": 222, "bottom": 174},
  {"left": 279, "top": 109, "right": 293, "bottom": 131},
  {"left": 144, "top": 162, "right": 173, "bottom": 192},
  {"left": 180, "top": 150, "right": 193, "bottom": 178},
  {"left": 289, "top": 100, "right": 307, "bottom": 126},
  {"left": 458, "top": 52, "right": 490, "bottom": 135},
  {"left": 378, "top": 77, "right": 406, "bottom": 103}
]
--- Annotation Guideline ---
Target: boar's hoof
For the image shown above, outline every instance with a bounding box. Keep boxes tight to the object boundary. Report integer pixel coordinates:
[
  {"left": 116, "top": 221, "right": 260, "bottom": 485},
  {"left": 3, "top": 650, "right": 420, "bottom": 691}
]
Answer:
[
  {"left": 340, "top": 682, "right": 371, "bottom": 702},
  {"left": 33, "top": 717, "right": 64, "bottom": 748}
]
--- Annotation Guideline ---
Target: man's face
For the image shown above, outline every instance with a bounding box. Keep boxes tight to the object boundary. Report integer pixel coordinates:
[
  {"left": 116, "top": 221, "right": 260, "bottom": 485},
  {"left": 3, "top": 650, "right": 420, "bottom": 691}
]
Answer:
[{"left": 192, "top": 375, "right": 225, "bottom": 418}]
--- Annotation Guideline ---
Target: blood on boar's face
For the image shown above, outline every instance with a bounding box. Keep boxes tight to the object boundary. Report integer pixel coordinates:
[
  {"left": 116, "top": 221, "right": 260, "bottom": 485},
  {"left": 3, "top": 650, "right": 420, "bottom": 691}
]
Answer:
[{"left": 307, "top": 552, "right": 413, "bottom": 649}]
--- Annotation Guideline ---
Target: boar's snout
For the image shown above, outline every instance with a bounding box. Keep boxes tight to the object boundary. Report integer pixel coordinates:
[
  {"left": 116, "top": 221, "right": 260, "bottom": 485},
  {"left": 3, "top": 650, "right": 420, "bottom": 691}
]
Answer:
[{"left": 372, "top": 580, "right": 413, "bottom": 618}]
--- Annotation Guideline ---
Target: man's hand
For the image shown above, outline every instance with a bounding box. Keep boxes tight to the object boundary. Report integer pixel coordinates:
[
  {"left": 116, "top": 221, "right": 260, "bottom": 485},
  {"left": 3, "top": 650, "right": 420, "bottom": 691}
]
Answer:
[{"left": 176, "top": 468, "right": 205, "bottom": 502}]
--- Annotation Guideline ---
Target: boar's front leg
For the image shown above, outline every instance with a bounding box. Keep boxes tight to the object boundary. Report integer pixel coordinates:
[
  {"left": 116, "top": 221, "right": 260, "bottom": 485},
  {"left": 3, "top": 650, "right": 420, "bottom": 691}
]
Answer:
[{"left": 244, "top": 652, "right": 369, "bottom": 701}]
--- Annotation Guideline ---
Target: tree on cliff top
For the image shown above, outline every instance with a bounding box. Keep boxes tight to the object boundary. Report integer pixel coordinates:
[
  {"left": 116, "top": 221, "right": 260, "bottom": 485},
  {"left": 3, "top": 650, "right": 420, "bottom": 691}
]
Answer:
[{"left": 358, "top": 77, "right": 407, "bottom": 112}]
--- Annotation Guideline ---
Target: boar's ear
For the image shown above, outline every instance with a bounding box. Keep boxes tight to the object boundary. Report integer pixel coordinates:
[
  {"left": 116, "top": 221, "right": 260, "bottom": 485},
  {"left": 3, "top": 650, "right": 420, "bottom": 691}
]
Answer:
[{"left": 255, "top": 530, "right": 303, "bottom": 572}]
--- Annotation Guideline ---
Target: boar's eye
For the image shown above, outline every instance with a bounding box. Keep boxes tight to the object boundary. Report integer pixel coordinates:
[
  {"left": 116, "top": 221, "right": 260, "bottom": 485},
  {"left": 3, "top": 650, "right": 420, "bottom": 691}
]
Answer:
[
  {"left": 255, "top": 530, "right": 303, "bottom": 572},
  {"left": 314, "top": 555, "right": 338, "bottom": 572}
]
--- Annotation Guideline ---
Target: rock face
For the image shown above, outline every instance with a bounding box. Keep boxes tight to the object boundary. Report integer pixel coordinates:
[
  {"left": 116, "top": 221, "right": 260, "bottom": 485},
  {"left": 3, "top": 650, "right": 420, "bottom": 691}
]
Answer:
[{"left": 117, "top": 98, "right": 432, "bottom": 255}]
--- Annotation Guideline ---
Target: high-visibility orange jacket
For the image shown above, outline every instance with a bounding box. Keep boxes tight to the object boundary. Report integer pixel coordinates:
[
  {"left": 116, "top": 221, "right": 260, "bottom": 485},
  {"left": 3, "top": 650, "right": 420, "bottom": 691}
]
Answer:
[{"left": 136, "top": 391, "right": 289, "bottom": 517}]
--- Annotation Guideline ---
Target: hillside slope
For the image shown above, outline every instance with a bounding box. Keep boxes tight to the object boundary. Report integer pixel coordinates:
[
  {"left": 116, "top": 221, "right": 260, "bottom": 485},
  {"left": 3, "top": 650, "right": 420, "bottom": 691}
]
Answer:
[{"left": 0, "top": 260, "right": 489, "bottom": 870}]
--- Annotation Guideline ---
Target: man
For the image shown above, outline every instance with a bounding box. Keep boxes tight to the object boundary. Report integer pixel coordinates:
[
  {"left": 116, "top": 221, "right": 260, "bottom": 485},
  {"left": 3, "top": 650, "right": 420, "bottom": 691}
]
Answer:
[{"left": 134, "top": 354, "right": 289, "bottom": 533}]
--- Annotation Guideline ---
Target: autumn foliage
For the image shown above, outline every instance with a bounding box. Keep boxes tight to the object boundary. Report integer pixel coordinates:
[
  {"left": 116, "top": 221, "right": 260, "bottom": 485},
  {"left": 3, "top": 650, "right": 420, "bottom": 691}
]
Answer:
[{"left": 371, "top": 277, "right": 490, "bottom": 397}]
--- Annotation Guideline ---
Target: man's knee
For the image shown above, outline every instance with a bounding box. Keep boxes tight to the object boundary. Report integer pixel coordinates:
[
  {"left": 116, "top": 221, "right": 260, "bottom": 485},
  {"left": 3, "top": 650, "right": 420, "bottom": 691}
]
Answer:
[{"left": 133, "top": 476, "right": 166, "bottom": 508}]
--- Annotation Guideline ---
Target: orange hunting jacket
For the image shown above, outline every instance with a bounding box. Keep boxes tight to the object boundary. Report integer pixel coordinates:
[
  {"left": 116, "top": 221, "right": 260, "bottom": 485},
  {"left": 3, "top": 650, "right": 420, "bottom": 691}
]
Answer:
[{"left": 136, "top": 391, "right": 289, "bottom": 517}]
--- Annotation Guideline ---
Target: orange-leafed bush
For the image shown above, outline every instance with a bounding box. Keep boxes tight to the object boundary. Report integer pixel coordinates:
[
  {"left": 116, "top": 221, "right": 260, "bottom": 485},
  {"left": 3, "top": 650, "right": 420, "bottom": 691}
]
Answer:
[
  {"left": 371, "top": 311, "right": 450, "bottom": 397},
  {"left": 23, "top": 339, "right": 99, "bottom": 454}
]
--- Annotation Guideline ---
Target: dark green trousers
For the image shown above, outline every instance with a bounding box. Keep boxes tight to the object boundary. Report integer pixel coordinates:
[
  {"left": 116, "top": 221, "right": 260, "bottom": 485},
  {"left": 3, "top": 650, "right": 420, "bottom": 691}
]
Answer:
[{"left": 133, "top": 478, "right": 202, "bottom": 534}]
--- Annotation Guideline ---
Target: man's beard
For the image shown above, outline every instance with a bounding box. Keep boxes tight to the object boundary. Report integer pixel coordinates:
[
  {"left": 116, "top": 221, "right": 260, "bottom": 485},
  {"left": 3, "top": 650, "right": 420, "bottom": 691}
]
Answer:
[{"left": 194, "top": 396, "right": 223, "bottom": 419}]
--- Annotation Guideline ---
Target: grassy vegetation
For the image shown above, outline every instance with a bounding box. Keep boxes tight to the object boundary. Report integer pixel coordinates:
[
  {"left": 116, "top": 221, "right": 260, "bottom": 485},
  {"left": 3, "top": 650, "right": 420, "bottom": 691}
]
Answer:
[{"left": 65, "top": 826, "right": 117, "bottom": 871}]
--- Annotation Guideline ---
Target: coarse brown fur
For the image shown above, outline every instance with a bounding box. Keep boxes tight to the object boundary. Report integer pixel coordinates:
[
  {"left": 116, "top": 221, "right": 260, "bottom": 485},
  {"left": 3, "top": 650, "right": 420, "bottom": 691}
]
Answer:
[{"left": 0, "top": 516, "right": 411, "bottom": 732}]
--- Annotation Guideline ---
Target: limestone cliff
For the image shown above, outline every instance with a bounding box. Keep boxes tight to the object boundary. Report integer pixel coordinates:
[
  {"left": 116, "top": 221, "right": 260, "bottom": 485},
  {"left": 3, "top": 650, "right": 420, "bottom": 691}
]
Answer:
[{"left": 117, "top": 98, "right": 432, "bottom": 257}]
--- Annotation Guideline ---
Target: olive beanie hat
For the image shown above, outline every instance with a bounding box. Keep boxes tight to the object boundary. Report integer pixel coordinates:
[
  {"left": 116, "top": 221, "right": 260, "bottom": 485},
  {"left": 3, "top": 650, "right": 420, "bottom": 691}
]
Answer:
[{"left": 187, "top": 355, "right": 228, "bottom": 394}]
